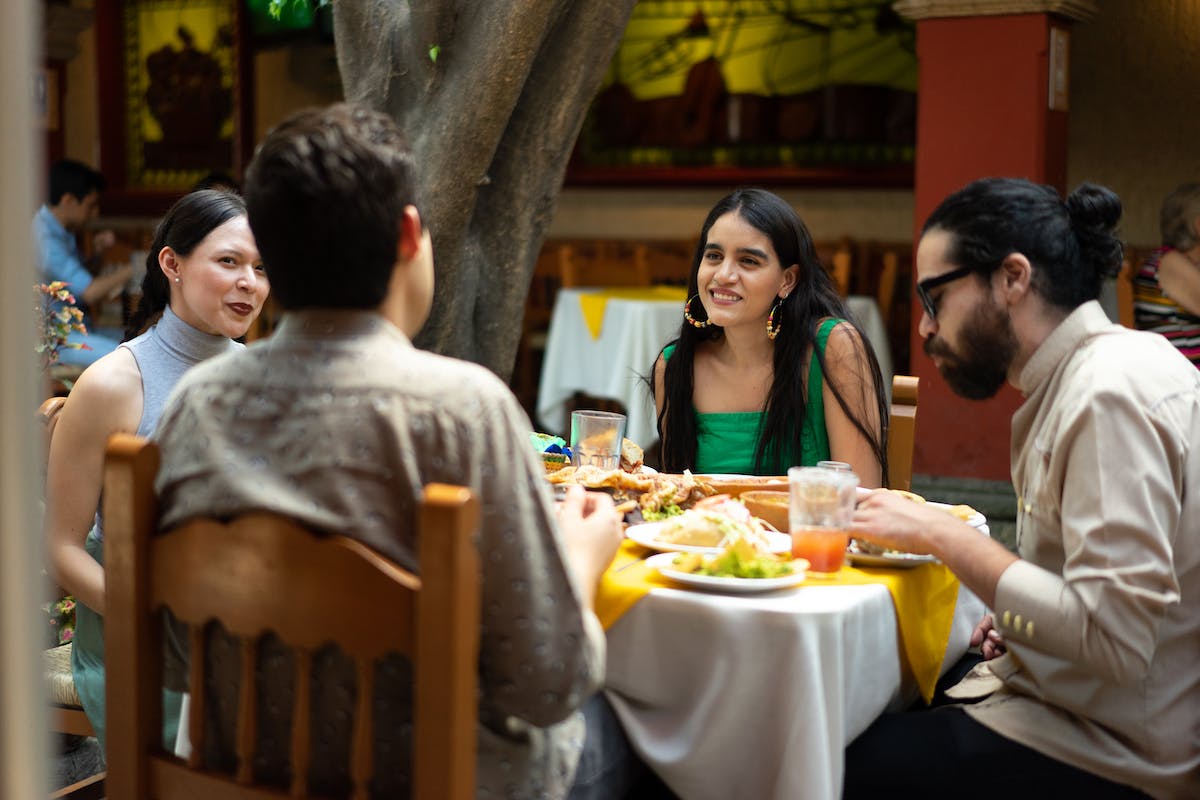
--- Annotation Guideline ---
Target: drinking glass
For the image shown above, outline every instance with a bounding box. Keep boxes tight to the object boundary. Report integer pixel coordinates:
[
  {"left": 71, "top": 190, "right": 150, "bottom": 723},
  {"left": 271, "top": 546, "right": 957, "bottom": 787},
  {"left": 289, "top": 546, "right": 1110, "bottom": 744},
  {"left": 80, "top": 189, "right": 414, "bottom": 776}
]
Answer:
[
  {"left": 570, "top": 410, "right": 626, "bottom": 470},
  {"left": 817, "top": 460, "right": 852, "bottom": 472},
  {"left": 788, "top": 466, "right": 859, "bottom": 575}
]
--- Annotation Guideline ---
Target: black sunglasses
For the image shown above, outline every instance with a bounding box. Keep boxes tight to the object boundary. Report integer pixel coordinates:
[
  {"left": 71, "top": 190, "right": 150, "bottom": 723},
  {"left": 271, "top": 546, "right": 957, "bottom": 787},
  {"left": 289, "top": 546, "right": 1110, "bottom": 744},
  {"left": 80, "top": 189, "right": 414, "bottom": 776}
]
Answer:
[{"left": 916, "top": 265, "right": 977, "bottom": 320}]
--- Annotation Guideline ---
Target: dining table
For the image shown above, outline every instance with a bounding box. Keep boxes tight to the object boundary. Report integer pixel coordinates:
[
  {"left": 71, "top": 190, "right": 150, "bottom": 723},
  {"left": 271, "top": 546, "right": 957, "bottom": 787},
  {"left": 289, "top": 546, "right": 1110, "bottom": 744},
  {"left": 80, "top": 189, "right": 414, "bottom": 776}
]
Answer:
[
  {"left": 536, "top": 287, "right": 896, "bottom": 448},
  {"left": 596, "top": 527, "right": 986, "bottom": 800}
]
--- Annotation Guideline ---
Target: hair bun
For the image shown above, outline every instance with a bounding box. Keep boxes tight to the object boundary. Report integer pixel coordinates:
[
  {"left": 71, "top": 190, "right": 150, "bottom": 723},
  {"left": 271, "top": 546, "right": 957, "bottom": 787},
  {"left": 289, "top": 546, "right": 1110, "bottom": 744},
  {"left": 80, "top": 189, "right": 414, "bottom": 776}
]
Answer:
[
  {"left": 1065, "top": 182, "right": 1123, "bottom": 280},
  {"left": 1066, "top": 182, "right": 1122, "bottom": 231}
]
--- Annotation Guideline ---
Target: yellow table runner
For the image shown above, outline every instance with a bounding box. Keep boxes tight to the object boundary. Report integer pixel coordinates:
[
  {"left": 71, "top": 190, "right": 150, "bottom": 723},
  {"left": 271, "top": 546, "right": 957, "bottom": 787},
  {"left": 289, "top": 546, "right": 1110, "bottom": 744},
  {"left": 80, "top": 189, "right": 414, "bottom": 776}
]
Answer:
[
  {"left": 578, "top": 286, "right": 688, "bottom": 340},
  {"left": 595, "top": 541, "right": 961, "bottom": 704}
]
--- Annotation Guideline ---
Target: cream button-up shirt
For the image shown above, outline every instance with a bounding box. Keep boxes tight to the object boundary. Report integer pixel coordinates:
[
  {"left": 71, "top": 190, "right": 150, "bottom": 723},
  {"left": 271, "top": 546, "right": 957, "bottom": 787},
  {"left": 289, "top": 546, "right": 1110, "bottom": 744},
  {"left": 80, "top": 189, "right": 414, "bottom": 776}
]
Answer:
[{"left": 952, "top": 302, "right": 1200, "bottom": 798}]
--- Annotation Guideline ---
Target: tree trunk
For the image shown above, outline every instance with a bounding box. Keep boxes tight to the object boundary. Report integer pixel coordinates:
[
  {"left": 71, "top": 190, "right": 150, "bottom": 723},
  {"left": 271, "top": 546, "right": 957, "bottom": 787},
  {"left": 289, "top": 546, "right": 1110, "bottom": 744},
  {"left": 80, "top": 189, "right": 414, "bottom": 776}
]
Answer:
[{"left": 333, "top": 0, "right": 636, "bottom": 379}]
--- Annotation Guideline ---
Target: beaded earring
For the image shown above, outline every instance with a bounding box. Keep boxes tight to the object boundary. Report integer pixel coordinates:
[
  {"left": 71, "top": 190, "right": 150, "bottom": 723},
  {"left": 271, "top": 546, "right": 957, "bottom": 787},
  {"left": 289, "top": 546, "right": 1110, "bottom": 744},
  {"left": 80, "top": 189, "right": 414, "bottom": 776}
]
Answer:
[
  {"left": 684, "top": 294, "right": 711, "bottom": 328},
  {"left": 766, "top": 296, "right": 784, "bottom": 341}
]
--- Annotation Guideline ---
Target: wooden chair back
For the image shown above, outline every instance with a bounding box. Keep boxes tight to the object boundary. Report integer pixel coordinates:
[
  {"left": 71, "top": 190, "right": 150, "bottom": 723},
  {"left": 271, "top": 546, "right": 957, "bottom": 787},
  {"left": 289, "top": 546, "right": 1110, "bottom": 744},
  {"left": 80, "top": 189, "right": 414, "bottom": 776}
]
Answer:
[
  {"left": 876, "top": 250, "right": 900, "bottom": 325},
  {"left": 887, "top": 375, "right": 919, "bottom": 491},
  {"left": 812, "top": 239, "right": 854, "bottom": 296},
  {"left": 559, "top": 241, "right": 652, "bottom": 288},
  {"left": 102, "top": 434, "right": 481, "bottom": 800},
  {"left": 1116, "top": 254, "right": 1136, "bottom": 328}
]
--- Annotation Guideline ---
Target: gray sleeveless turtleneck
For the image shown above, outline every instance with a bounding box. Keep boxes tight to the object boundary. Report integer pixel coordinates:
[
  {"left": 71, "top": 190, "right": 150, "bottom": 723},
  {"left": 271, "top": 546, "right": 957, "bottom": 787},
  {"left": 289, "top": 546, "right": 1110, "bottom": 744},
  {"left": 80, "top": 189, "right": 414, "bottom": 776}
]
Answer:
[
  {"left": 122, "top": 306, "right": 242, "bottom": 437},
  {"left": 90, "top": 307, "right": 241, "bottom": 541}
]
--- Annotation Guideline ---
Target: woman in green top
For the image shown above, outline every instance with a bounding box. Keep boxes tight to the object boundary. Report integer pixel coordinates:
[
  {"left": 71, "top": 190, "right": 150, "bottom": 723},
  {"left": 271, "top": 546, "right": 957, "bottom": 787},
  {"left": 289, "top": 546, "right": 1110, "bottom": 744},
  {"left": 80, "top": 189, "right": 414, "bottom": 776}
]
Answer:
[{"left": 652, "top": 188, "right": 888, "bottom": 484}]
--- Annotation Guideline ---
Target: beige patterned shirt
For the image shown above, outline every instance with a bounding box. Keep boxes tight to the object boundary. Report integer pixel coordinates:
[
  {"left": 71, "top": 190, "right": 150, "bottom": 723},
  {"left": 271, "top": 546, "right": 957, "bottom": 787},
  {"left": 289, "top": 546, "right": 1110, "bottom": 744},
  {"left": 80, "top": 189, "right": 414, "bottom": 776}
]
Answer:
[{"left": 155, "top": 310, "right": 604, "bottom": 799}]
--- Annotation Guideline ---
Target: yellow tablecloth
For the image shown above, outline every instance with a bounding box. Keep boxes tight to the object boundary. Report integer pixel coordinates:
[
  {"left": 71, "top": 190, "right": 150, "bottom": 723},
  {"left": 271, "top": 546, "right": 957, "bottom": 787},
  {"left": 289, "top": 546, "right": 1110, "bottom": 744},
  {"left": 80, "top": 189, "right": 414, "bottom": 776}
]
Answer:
[
  {"left": 578, "top": 286, "right": 688, "bottom": 339},
  {"left": 595, "top": 541, "right": 961, "bottom": 704}
]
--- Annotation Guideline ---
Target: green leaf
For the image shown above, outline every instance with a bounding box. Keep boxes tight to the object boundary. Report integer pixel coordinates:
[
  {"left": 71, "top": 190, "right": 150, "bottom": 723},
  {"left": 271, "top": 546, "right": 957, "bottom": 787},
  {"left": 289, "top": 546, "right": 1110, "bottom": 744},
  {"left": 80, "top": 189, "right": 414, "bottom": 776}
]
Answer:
[{"left": 429, "top": 44, "right": 440, "bottom": 63}]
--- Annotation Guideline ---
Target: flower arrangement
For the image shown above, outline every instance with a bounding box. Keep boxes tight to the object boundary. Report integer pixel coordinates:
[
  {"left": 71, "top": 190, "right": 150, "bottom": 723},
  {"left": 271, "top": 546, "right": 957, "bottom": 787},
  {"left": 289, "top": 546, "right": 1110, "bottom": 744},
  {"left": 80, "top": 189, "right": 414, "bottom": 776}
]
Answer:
[
  {"left": 45, "top": 595, "right": 76, "bottom": 646},
  {"left": 36, "top": 281, "right": 88, "bottom": 370}
]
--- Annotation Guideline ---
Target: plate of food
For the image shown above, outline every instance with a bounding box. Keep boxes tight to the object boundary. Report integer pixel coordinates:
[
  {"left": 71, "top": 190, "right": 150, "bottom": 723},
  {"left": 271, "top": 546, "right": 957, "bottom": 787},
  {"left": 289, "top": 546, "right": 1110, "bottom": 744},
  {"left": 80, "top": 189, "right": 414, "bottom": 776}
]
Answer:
[
  {"left": 846, "top": 541, "right": 938, "bottom": 569},
  {"left": 646, "top": 548, "right": 807, "bottom": 593},
  {"left": 882, "top": 489, "right": 986, "bottom": 529},
  {"left": 926, "top": 501, "right": 987, "bottom": 529},
  {"left": 625, "top": 496, "right": 792, "bottom": 554}
]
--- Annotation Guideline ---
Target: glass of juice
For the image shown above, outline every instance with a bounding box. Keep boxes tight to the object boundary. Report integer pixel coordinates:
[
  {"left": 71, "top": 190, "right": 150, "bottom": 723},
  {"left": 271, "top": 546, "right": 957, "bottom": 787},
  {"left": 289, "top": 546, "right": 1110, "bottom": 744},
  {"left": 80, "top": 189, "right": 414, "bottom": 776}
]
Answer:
[{"left": 788, "top": 466, "right": 859, "bottom": 575}]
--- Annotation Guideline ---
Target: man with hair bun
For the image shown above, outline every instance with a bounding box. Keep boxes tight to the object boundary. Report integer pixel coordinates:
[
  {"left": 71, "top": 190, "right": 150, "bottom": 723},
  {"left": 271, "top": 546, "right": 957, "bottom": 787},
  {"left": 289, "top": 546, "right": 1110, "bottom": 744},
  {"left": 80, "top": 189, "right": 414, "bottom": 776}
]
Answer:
[{"left": 846, "top": 178, "right": 1199, "bottom": 798}]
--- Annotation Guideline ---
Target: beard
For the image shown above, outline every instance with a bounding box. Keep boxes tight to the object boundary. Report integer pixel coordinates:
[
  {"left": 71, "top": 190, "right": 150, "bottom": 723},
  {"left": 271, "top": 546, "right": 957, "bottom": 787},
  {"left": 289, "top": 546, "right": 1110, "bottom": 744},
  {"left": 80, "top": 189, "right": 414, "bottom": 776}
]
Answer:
[{"left": 923, "top": 297, "right": 1018, "bottom": 400}]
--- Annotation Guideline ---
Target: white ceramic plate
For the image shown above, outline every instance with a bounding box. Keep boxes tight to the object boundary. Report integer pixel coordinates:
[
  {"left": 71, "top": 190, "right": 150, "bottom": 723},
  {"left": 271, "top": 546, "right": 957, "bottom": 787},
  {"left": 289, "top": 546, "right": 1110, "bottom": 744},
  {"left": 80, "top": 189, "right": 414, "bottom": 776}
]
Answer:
[
  {"left": 626, "top": 521, "right": 792, "bottom": 555},
  {"left": 646, "top": 553, "right": 807, "bottom": 593},
  {"left": 846, "top": 550, "right": 938, "bottom": 569},
  {"left": 926, "top": 501, "right": 987, "bottom": 529}
]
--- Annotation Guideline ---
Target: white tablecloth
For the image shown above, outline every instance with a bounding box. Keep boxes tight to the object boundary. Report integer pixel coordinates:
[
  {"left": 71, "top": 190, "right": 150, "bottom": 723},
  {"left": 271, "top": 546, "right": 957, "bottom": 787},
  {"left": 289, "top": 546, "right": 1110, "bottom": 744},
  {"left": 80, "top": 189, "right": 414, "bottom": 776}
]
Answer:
[
  {"left": 537, "top": 290, "right": 896, "bottom": 448},
  {"left": 605, "top": 581, "right": 985, "bottom": 800}
]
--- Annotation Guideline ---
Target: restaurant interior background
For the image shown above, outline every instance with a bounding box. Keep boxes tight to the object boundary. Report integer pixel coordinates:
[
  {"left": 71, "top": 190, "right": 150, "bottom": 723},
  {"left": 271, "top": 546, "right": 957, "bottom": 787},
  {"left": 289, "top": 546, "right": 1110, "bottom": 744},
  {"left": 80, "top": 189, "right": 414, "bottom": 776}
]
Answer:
[{"left": 35, "top": 0, "right": 1200, "bottom": 527}]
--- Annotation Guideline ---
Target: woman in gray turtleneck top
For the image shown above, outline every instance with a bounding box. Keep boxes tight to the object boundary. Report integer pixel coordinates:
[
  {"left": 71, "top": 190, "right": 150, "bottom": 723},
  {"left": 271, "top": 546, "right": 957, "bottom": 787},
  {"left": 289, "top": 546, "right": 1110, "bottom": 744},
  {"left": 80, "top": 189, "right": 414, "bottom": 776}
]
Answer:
[{"left": 43, "top": 189, "right": 270, "bottom": 749}]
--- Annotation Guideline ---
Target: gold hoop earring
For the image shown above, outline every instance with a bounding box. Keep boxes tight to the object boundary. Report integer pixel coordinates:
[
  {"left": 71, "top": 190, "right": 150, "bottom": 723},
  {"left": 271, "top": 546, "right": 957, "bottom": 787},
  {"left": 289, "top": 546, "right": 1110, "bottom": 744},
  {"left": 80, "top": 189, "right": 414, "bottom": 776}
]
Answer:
[
  {"left": 684, "top": 294, "right": 711, "bottom": 328},
  {"left": 766, "top": 297, "right": 784, "bottom": 341}
]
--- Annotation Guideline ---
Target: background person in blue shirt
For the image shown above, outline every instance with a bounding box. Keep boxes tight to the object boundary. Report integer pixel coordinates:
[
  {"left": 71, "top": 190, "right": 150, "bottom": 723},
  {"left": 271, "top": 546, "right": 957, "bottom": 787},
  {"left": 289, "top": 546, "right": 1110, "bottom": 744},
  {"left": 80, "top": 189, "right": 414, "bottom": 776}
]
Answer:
[{"left": 34, "top": 159, "right": 133, "bottom": 366}]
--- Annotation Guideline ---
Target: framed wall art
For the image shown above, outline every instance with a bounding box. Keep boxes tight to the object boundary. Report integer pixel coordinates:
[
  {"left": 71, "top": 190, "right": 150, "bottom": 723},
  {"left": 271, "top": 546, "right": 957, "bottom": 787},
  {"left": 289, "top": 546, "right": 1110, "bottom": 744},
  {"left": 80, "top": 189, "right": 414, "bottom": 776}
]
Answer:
[{"left": 95, "top": 0, "right": 254, "bottom": 214}]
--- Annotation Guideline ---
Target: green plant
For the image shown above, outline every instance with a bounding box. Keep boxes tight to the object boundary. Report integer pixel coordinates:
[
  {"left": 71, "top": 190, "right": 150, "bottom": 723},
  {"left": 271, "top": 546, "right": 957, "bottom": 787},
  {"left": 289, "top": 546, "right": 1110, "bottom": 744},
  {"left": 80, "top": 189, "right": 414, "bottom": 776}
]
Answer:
[{"left": 36, "top": 281, "right": 88, "bottom": 370}]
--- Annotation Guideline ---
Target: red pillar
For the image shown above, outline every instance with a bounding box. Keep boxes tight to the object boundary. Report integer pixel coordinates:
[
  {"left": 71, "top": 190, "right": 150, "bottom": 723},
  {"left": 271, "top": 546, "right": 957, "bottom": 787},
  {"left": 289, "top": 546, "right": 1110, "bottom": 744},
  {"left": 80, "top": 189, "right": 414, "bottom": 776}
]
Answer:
[{"left": 905, "top": 7, "right": 1086, "bottom": 481}]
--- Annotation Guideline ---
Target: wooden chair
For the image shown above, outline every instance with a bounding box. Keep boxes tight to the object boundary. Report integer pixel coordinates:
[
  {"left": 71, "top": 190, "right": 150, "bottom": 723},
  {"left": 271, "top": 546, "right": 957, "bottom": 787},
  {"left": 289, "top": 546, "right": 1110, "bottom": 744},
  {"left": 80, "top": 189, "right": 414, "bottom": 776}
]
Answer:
[
  {"left": 876, "top": 249, "right": 900, "bottom": 326},
  {"left": 102, "top": 434, "right": 481, "bottom": 800},
  {"left": 887, "top": 375, "right": 919, "bottom": 491},
  {"left": 559, "top": 241, "right": 652, "bottom": 288},
  {"left": 813, "top": 238, "right": 854, "bottom": 296},
  {"left": 1116, "top": 254, "right": 1137, "bottom": 328}
]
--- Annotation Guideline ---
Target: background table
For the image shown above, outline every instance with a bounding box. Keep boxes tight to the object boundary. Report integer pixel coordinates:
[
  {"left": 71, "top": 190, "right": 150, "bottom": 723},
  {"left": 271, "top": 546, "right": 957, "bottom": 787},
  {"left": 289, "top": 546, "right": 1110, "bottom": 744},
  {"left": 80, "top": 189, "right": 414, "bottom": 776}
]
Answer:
[
  {"left": 537, "top": 287, "right": 685, "bottom": 447},
  {"left": 605, "top": 580, "right": 984, "bottom": 800},
  {"left": 537, "top": 288, "right": 896, "bottom": 448}
]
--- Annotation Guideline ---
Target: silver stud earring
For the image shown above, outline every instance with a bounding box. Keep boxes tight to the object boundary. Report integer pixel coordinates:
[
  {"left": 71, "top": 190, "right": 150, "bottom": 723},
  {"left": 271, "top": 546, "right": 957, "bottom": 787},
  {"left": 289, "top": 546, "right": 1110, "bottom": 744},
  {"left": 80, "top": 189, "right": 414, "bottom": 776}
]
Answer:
[{"left": 174, "top": 277, "right": 181, "bottom": 284}]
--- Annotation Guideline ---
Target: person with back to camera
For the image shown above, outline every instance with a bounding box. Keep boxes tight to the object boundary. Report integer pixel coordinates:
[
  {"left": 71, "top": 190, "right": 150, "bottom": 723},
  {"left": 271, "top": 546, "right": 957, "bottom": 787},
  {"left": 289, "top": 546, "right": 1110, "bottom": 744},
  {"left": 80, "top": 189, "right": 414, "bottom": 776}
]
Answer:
[
  {"left": 845, "top": 178, "right": 1200, "bottom": 798},
  {"left": 152, "top": 103, "right": 634, "bottom": 799},
  {"left": 43, "top": 189, "right": 270, "bottom": 750},
  {"left": 1133, "top": 181, "right": 1200, "bottom": 366},
  {"left": 651, "top": 187, "right": 888, "bottom": 484},
  {"left": 33, "top": 159, "right": 134, "bottom": 366}
]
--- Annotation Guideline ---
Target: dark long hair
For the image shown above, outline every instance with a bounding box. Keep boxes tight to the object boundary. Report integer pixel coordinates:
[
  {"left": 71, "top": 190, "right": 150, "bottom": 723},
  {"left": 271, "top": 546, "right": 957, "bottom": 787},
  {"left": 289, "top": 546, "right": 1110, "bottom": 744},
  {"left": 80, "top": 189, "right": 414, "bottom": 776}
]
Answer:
[
  {"left": 653, "top": 188, "right": 888, "bottom": 480},
  {"left": 123, "top": 189, "right": 247, "bottom": 341}
]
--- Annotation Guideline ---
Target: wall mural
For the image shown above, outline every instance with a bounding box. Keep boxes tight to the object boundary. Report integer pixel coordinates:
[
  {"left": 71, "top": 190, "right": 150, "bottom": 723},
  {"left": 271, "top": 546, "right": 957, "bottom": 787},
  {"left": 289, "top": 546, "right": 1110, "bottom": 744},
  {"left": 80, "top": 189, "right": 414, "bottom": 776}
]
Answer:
[{"left": 570, "top": 0, "right": 917, "bottom": 185}]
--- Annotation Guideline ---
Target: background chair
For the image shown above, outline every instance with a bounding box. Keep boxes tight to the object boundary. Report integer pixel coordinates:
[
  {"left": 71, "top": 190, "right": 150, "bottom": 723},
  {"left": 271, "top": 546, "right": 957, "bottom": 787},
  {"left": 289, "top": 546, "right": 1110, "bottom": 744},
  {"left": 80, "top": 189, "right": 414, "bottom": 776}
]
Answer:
[
  {"left": 102, "top": 434, "right": 481, "bottom": 800},
  {"left": 887, "top": 375, "right": 919, "bottom": 491},
  {"left": 559, "top": 240, "right": 652, "bottom": 288},
  {"left": 1116, "top": 253, "right": 1137, "bottom": 328}
]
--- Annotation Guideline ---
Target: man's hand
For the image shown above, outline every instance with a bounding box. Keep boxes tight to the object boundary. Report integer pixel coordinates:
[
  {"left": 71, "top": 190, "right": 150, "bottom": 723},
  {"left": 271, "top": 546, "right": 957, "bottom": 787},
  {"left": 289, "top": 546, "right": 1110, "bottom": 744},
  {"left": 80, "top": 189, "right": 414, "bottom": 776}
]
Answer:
[
  {"left": 849, "top": 489, "right": 951, "bottom": 555},
  {"left": 970, "top": 614, "right": 1007, "bottom": 660},
  {"left": 557, "top": 486, "right": 623, "bottom": 606},
  {"left": 91, "top": 230, "right": 116, "bottom": 254}
]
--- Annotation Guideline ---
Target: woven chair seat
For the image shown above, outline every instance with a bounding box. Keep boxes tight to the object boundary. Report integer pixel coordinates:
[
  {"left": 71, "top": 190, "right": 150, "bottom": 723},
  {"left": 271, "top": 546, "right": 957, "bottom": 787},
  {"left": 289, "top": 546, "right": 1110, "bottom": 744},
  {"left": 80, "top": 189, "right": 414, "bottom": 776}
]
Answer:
[{"left": 45, "top": 643, "right": 84, "bottom": 708}]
